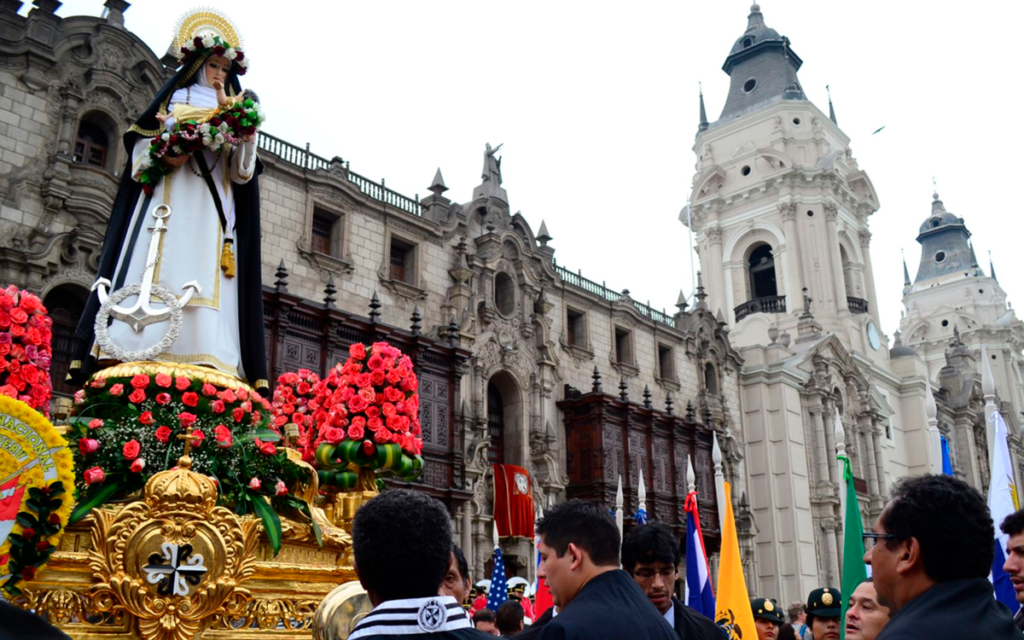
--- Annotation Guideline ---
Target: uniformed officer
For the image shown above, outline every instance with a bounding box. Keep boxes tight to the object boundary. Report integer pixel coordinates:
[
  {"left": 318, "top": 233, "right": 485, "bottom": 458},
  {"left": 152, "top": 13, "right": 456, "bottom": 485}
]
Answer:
[
  {"left": 751, "top": 597, "right": 784, "bottom": 640},
  {"left": 805, "top": 588, "right": 841, "bottom": 640}
]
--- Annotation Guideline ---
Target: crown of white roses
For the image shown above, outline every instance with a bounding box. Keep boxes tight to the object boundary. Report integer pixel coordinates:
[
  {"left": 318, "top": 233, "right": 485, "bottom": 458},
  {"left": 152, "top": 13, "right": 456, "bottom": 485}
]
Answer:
[{"left": 178, "top": 34, "right": 249, "bottom": 75}]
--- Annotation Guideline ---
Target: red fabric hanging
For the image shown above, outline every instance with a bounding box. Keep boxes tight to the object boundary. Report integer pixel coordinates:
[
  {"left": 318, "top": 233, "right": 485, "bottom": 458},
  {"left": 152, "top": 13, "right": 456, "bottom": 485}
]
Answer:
[{"left": 492, "top": 464, "right": 535, "bottom": 538}]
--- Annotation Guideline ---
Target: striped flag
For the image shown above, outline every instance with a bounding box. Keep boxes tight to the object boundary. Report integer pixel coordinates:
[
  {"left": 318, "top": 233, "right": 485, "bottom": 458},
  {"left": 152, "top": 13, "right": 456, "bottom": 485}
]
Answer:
[
  {"left": 683, "top": 491, "right": 715, "bottom": 619},
  {"left": 486, "top": 544, "right": 509, "bottom": 612},
  {"left": 989, "top": 410, "right": 1019, "bottom": 612},
  {"left": 533, "top": 532, "right": 553, "bottom": 618}
]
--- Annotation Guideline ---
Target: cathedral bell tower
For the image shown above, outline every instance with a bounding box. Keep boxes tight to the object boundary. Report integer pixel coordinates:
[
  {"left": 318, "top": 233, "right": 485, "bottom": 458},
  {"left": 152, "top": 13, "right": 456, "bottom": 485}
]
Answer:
[{"left": 685, "top": 4, "right": 885, "bottom": 362}]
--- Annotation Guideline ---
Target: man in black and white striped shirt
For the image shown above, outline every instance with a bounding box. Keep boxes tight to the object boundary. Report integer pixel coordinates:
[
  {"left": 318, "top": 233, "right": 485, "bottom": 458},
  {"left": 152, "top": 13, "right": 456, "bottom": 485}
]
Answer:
[{"left": 349, "top": 489, "right": 490, "bottom": 639}]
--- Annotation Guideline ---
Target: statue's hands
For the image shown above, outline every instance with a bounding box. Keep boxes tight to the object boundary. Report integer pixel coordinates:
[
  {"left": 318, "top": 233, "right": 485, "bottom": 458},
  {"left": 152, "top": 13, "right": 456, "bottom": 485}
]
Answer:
[
  {"left": 155, "top": 113, "right": 169, "bottom": 124},
  {"left": 162, "top": 154, "right": 189, "bottom": 168},
  {"left": 212, "top": 79, "right": 224, "bottom": 92}
]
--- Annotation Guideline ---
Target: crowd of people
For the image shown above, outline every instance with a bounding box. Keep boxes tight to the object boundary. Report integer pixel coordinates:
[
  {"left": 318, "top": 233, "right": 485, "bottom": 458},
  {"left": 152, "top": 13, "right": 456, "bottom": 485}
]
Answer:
[{"left": 347, "top": 474, "right": 1024, "bottom": 639}]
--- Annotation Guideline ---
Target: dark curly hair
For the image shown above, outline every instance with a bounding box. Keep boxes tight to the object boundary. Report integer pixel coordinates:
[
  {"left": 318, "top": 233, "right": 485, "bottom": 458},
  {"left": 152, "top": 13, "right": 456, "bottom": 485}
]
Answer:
[
  {"left": 881, "top": 474, "right": 993, "bottom": 582},
  {"left": 352, "top": 489, "right": 453, "bottom": 601},
  {"left": 536, "top": 500, "right": 620, "bottom": 567},
  {"left": 1001, "top": 509, "right": 1024, "bottom": 538},
  {"left": 621, "top": 523, "right": 682, "bottom": 573}
]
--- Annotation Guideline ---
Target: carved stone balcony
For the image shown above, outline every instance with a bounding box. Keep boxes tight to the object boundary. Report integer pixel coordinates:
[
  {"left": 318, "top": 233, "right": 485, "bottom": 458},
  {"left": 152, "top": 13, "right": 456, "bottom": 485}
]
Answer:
[
  {"left": 847, "top": 297, "right": 869, "bottom": 315},
  {"left": 734, "top": 295, "right": 786, "bottom": 322}
]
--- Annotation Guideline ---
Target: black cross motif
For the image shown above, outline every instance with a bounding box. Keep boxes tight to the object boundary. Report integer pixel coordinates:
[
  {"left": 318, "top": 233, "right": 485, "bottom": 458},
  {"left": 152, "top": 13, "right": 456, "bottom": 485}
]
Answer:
[{"left": 143, "top": 542, "right": 208, "bottom": 596}]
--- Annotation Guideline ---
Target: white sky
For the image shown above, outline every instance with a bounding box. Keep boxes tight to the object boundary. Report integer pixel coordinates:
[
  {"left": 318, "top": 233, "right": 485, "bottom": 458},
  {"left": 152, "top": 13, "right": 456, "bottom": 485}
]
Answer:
[{"left": 47, "top": 1, "right": 1024, "bottom": 344}]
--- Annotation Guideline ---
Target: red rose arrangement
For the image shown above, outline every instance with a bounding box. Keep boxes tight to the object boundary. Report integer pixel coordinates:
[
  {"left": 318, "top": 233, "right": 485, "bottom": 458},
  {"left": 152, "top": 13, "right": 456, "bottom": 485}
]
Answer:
[
  {"left": 68, "top": 371, "right": 312, "bottom": 553},
  {"left": 0, "top": 285, "right": 52, "bottom": 415},
  {"left": 270, "top": 368, "right": 320, "bottom": 460},
  {"left": 309, "top": 342, "right": 424, "bottom": 488}
]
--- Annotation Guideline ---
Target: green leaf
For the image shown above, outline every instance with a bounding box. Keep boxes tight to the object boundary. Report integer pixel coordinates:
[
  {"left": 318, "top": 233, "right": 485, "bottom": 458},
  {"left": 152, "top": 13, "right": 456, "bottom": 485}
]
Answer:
[
  {"left": 26, "top": 498, "right": 44, "bottom": 513},
  {"left": 48, "top": 482, "right": 66, "bottom": 498},
  {"left": 16, "top": 513, "right": 37, "bottom": 528},
  {"left": 245, "top": 488, "right": 282, "bottom": 556},
  {"left": 254, "top": 427, "right": 281, "bottom": 443},
  {"left": 69, "top": 479, "right": 124, "bottom": 524}
]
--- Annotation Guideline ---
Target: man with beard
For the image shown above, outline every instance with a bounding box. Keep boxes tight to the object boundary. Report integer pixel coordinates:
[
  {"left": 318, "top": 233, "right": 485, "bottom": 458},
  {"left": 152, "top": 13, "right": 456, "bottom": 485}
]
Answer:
[
  {"left": 844, "top": 580, "right": 889, "bottom": 640},
  {"left": 620, "top": 523, "right": 724, "bottom": 640},
  {"left": 999, "top": 509, "right": 1024, "bottom": 631},
  {"left": 805, "top": 589, "right": 841, "bottom": 640},
  {"left": 866, "top": 474, "right": 1020, "bottom": 639},
  {"left": 751, "top": 598, "right": 784, "bottom": 640}
]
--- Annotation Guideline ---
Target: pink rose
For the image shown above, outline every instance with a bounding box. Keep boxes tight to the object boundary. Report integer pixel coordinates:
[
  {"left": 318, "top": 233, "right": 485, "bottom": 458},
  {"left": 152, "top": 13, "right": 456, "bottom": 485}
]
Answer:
[
  {"left": 88, "top": 418, "right": 104, "bottom": 429},
  {"left": 139, "top": 411, "right": 154, "bottom": 425},
  {"left": 211, "top": 399, "right": 226, "bottom": 414},
  {"left": 275, "top": 480, "right": 288, "bottom": 496},
  {"left": 129, "top": 388, "right": 146, "bottom": 404},
  {"left": 349, "top": 343, "right": 367, "bottom": 360},
  {"left": 109, "top": 383, "right": 123, "bottom": 396},
  {"left": 249, "top": 477, "right": 261, "bottom": 490},
  {"left": 130, "top": 458, "right": 146, "bottom": 473},
  {"left": 83, "top": 466, "right": 106, "bottom": 485},
  {"left": 155, "top": 426, "right": 172, "bottom": 443},
  {"left": 191, "top": 429, "right": 205, "bottom": 448},
  {"left": 78, "top": 438, "right": 99, "bottom": 455},
  {"left": 156, "top": 392, "right": 171, "bottom": 405},
  {"left": 202, "top": 383, "right": 217, "bottom": 397},
  {"left": 178, "top": 412, "right": 197, "bottom": 428},
  {"left": 122, "top": 439, "right": 141, "bottom": 460},
  {"left": 130, "top": 374, "right": 150, "bottom": 389},
  {"left": 175, "top": 376, "right": 190, "bottom": 391},
  {"left": 155, "top": 373, "right": 172, "bottom": 388},
  {"left": 182, "top": 391, "right": 199, "bottom": 407}
]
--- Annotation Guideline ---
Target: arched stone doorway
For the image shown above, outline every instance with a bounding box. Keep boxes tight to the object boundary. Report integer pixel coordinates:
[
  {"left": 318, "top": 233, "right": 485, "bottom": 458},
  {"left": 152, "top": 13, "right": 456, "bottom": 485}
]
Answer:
[
  {"left": 485, "top": 371, "right": 524, "bottom": 466},
  {"left": 44, "top": 284, "right": 89, "bottom": 396}
]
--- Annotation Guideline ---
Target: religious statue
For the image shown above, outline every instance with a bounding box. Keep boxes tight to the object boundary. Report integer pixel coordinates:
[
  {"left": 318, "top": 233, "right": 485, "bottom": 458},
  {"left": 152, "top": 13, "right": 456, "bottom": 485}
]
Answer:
[
  {"left": 483, "top": 142, "right": 503, "bottom": 185},
  {"left": 69, "top": 9, "right": 269, "bottom": 394}
]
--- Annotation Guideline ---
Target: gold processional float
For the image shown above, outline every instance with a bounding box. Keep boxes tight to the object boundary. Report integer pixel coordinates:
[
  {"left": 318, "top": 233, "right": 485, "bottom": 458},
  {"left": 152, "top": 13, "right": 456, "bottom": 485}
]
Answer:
[{"left": 0, "top": 10, "right": 425, "bottom": 638}]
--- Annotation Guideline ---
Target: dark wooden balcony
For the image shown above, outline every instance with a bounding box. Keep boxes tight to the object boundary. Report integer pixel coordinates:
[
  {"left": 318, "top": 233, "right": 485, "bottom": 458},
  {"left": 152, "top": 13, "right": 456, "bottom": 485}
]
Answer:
[
  {"left": 734, "top": 295, "right": 786, "bottom": 321},
  {"left": 847, "top": 297, "right": 869, "bottom": 315}
]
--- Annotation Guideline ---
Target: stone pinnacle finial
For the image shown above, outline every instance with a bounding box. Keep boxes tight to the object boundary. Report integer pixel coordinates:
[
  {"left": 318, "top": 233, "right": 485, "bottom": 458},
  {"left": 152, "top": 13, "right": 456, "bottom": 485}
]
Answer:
[
  {"left": 537, "top": 220, "right": 552, "bottom": 246},
  {"left": 429, "top": 167, "right": 448, "bottom": 195},
  {"left": 368, "top": 291, "right": 381, "bottom": 323},
  {"left": 274, "top": 260, "right": 289, "bottom": 292},
  {"left": 902, "top": 249, "right": 911, "bottom": 287},
  {"left": 618, "top": 378, "right": 629, "bottom": 403},
  {"left": 323, "top": 275, "right": 337, "bottom": 309},
  {"left": 592, "top": 366, "right": 603, "bottom": 393},
  {"left": 676, "top": 290, "right": 689, "bottom": 312},
  {"left": 410, "top": 305, "right": 422, "bottom": 336},
  {"left": 826, "top": 84, "right": 837, "bottom": 125},
  {"left": 642, "top": 385, "right": 652, "bottom": 410},
  {"left": 990, "top": 250, "right": 999, "bottom": 283},
  {"left": 698, "top": 82, "right": 709, "bottom": 133}
]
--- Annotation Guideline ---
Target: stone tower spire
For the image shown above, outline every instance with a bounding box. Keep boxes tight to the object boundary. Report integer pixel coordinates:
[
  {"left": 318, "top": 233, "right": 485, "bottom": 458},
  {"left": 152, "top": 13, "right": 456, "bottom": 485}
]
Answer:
[
  {"left": 698, "top": 82, "right": 709, "bottom": 134},
  {"left": 827, "top": 85, "right": 837, "bottom": 124},
  {"left": 914, "top": 191, "right": 974, "bottom": 284},
  {"left": 990, "top": 250, "right": 999, "bottom": 283}
]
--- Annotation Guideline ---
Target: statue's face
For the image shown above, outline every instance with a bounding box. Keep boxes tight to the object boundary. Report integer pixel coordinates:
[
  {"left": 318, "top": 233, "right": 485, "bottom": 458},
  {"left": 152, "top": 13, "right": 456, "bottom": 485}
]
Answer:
[{"left": 204, "top": 56, "right": 231, "bottom": 85}]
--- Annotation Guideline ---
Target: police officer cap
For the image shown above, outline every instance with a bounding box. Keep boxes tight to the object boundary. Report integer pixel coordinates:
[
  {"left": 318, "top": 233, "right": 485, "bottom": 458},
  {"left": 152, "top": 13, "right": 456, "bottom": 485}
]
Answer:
[
  {"left": 806, "top": 587, "right": 842, "bottom": 619},
  {"left": 750, "top": 597, "right": 784, "bottom": 624}
]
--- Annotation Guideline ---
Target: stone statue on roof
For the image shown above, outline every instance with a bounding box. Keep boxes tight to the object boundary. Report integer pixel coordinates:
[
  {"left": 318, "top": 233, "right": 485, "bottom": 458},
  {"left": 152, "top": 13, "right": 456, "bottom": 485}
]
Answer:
[{"left": 483, "top": 142, "right": 503, "bottom": 186}]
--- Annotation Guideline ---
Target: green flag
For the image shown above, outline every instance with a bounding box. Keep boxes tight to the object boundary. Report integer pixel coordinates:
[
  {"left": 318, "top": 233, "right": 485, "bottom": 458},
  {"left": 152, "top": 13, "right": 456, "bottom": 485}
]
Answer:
[{"left": 838, "top": 455, "right": 867, "bottom": 640}]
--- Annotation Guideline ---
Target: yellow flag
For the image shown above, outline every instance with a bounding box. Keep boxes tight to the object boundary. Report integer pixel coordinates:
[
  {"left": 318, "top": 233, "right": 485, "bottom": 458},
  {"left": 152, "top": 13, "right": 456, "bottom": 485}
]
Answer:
[{"left": 714, "top": 482, "right": 756, "bottom": 640}]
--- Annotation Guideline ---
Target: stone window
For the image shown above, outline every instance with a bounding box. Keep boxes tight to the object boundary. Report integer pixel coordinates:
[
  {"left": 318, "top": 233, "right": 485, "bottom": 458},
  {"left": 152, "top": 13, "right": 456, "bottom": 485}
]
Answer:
[
  {"left": 614, "top": 327, "right": 634, "bottom": 365},
  {"left": 704, "top": 362, "right": 719, "bottom": 395},
  {"left": 486, "top": 381, "right": 505, "bottom": 464},
  {"left": 566, "top": 308, "right": 587, "bottom": 347},
  {"left": 747, "top": 243, "right": 778, "bottom": 300},
  {"left": 494, "top": 272, "right": 516, "bottom": 316},
  {"left": 311, "top": 207, "right": 343, "bottom": 258},
  {"left": 389, "top": 237, "right": 417, "bottom": 285},
  {"left": 658, "top": 344, "right": 676, "bottom": 381},
  {"left": 73, "top": 120, "right": 109, "bottom": 168},
  {"left": 43, "top": 284, "right": 89, "bottom": 397}
]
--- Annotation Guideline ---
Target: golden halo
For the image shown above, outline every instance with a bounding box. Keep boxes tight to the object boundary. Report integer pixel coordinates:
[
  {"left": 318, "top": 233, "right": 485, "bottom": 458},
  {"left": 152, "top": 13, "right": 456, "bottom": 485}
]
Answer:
[{"left": 174, "top": 8, "right": 244, "bottom": 51}]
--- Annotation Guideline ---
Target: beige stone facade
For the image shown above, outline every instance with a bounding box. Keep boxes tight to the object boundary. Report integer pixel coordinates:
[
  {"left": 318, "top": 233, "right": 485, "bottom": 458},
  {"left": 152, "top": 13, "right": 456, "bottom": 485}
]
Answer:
[{"left": 1, "top": 2, "right": 1022, "bottom": 603}]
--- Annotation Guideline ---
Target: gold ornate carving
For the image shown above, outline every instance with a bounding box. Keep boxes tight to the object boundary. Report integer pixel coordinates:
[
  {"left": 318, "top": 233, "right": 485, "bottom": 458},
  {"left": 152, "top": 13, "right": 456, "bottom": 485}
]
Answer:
[
  {"left": 86, "top": 453, "right": 261, "bottom": 640},
  {"left": 92, "top": 361, "right": 255, "bottom": 395}
]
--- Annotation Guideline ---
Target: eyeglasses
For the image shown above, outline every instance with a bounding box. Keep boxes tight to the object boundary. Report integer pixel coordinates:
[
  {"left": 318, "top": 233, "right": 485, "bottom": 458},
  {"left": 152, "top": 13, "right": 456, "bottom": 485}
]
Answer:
[
  {"left": 863, "top": 532, "right": 899, "bottom": 551},
  {"left": 633, "top": 567, "right": 678, "bottom": 580}
]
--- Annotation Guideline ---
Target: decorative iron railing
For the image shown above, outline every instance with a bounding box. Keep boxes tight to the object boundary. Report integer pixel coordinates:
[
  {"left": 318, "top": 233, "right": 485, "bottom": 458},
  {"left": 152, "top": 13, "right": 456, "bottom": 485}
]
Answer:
[
  {"left": 257, "top": 131, "right": 422, "bottom": 217},
  {"left": 847, "top": 296, "right": 869, "bottom": 315},
  {"left": 734, "top": 295, "right": 787, "bottom": 321},
  {"left": 552, "top": 260, "right": 676, "bottom": 328}
]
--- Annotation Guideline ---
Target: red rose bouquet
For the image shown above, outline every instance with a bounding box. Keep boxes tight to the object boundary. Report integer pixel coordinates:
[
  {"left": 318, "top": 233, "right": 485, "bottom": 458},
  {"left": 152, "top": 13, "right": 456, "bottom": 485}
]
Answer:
[
  {"left": 135, "top": 96, "right": 265, "bottom": 196},
  {"left": 69, "top": 370, "right": 312, "bottom": 554},
  {"left": 0, "top": 285, "right": 52, "bottom": 415},
  {"left": 270, "top": 368, "right": 320, "bottom": 457},
  {"left": 310, "top": 342, "right": 424, "bottom": 488}
]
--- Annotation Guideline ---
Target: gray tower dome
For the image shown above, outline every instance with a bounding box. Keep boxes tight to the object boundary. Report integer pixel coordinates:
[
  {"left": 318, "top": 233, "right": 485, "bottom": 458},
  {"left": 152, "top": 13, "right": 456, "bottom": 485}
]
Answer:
[{"left": 914, "top": 192, "right": 982, "bottom": 283}]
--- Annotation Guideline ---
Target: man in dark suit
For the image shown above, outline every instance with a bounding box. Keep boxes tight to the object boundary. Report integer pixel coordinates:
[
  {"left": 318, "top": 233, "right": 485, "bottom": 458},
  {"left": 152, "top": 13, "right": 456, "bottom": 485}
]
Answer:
[
  {"left": 348, "top": 490, "right": 490, "bottom": 639},
  {"left": 534, "top": 500, "right": 676, "bottom": 640},
  {"left": 621, "top": 523, "right": 725, "bottom": 640},
  {"left": 512, "top": 607, "right": 554, "bottom": 640}
]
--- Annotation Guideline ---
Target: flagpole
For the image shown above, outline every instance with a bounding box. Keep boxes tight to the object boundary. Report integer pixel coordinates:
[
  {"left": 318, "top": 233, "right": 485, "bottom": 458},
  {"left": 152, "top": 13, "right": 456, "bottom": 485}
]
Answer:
[
  {"left": 712, "top": 433, "right": 726, "bottom": 526},
  {"left": 615, "top": 474, "right": 624, "bottom": 541},
  {"left": 924, "top": 383, "right": 942, "bottom": 474},
  {"left": 834, "top": 412, "right": 846, "bottom": 571},
  {"left": 638, "top": 468, "right": 647, "bottom": 524},
  {"left": 982, "top": 346, "right": 998, "bottom": 461}
]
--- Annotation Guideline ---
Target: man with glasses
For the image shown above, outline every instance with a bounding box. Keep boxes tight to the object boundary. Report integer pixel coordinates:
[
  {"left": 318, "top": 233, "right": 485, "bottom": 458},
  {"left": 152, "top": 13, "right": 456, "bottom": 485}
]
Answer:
[
  {"left": 864, "top": 474, "right": 1020, "bottom": 639},
  {"left": 621, "top": 522, "right": 724, "bottom": 639}
]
